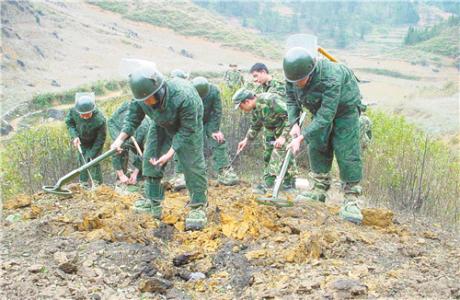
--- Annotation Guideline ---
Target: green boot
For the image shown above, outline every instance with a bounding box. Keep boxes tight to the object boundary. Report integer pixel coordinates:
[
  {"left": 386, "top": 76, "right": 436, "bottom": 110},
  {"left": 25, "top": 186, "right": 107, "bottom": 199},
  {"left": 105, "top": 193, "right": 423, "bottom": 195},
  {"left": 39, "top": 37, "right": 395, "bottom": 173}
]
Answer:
[
  {"left": 150, "top": 203, "right": 162, "bottom": 220},
  {"left": 217, "top": 168, "right": 239, "bottom": 186},
  {"left": 281, "top": 178, "right": 297, "bottom": 193},
  {"left": 133, "top": 198, "right": 151, "bottom": 212},
  {"left": 295, "top": 188, "right": 327, "bottom": 202},
  {"left": 339, "top": 183, "right": 363, "bottom": 224},
  {"left": 185, "top": 206, "right": 207, "bottom": 231},
  {"left": 252, "top": 183, "right": 268, "bottom": 195},
  {"left": 295, "top": 172, "right": 330, "bottom": 203},
  {"left": 339, "top": 198, "right": 362, "bottom": 224}
]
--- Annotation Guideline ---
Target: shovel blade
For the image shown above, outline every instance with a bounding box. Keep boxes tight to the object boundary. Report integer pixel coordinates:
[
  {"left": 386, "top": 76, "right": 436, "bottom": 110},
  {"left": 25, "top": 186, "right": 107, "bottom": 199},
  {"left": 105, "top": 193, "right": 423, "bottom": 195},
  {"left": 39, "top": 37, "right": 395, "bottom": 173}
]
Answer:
[{"left": 42, "top": 185, "right": 72, "bottom": 196}]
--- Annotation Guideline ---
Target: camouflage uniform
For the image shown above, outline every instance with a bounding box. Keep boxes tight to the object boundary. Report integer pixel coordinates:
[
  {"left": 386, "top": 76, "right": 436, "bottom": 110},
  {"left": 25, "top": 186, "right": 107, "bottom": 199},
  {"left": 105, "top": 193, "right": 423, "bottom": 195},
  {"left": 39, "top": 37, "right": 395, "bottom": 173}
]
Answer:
[
  {"left": 254, "top": 77, "right": 286, "bottom": 98},
  {"left": 224, "top": 69, "right": 244, "bottom": 90},
  {"left": 286, "top": 59, "right": 364, "bottom": 201},
  {"left": 176, "top": 84, "right": 230, "bottom": 174},
  {"left": 246, "top": 93, "right": 295, "bottom": 188},
  {"left": 108, "top": 101, "right": 151, "bottom": 178},
  {"left": 65, "top": 108, "right": 106, "bottom": 184},
  {"left": 122, "top": 77, "right": 207, "bottom": 208}
]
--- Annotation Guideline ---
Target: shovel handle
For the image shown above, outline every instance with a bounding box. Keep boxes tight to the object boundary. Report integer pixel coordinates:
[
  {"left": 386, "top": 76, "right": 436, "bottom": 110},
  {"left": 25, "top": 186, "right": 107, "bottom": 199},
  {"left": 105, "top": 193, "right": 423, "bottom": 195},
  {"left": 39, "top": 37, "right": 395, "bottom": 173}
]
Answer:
[
  {"left": 318, "top": 47, "right": 338, "bottom": 63},
  {"left": 130, "top": 136, "right": 143, "bottom": 156}
]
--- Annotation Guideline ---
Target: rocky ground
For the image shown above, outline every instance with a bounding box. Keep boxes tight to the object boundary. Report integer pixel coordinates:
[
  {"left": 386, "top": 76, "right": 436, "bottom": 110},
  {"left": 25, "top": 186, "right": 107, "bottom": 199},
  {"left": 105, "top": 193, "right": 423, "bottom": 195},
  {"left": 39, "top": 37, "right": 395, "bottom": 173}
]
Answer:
[{"left": 1, "top": 182, "right": 459, "bottom": 299}]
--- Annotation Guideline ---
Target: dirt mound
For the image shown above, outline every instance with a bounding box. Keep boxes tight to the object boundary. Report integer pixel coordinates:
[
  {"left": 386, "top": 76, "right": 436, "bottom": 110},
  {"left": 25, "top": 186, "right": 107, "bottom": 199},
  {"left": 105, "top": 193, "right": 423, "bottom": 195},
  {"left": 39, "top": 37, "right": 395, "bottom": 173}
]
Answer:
[{"left": 2, "top": 184, "right": 459, "bottom": 299}]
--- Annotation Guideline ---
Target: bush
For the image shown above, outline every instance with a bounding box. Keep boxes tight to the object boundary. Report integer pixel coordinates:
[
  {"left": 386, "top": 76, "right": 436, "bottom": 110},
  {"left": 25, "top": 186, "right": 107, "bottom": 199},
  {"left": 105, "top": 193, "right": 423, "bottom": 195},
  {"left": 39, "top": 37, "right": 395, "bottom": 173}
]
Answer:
[
  {"left": 363, "top": 110, "right": 459, "bottom": 228},
  {"left": 0, "top": 122, "right": 116, "bottom": 199}
]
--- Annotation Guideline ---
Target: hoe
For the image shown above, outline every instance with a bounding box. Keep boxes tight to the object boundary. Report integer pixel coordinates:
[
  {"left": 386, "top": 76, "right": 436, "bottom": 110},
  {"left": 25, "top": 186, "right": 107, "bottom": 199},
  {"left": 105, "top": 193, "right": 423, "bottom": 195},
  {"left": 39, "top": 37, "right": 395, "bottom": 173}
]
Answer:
[{"left": 42, "top": 148, "right": 116, "bottom": 195}]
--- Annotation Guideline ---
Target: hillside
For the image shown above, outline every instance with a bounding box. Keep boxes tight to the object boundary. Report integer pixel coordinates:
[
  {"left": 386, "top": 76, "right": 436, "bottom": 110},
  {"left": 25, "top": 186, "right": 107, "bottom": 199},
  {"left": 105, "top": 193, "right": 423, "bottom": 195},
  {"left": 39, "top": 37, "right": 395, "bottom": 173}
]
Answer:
[
  {"left": 2, "top": 184, "right": 459, "bottom": 299},
  {"left": 0, "top": 0, "right": 276, "bottom": 114}
]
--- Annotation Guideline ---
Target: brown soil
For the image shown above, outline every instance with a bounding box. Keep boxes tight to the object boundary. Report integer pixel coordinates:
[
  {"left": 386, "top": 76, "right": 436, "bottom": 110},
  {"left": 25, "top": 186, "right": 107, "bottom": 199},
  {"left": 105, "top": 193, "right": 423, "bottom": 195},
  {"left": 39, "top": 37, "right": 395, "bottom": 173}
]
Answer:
[{"left": 2, "top": 183, "right": 459, "bottom": 299}]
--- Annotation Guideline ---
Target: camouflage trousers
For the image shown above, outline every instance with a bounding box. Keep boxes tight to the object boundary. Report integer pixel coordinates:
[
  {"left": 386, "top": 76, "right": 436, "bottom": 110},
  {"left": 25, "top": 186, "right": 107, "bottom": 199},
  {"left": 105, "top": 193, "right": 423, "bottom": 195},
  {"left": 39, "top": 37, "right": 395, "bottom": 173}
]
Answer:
[{"left": 263, "top": 129, "right": 296, "bottom": 187}]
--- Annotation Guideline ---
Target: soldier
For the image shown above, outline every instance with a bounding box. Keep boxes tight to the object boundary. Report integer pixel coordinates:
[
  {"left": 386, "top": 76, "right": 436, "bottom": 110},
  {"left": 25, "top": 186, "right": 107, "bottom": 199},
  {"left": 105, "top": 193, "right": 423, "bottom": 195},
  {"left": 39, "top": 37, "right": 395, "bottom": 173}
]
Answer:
[
  {"left": 108, "top": 100, "right": 151, "bottom": 185},
  {"left": 111, "top": 63, "right": 208, "bottom": 231},
  {"left": 234, "top": 89, "right": 296, "bottom": 194},
  {"left": 249, "top": 63, "right": 286, "bottom": 97},
  {"left": 170, "top": 69, "right": 189, "bottom": 80},
  {"left": 283, "top": 47, "right": 365, "bottom": 224},
  {"left": 172, "top": 77, "right": 239, "bottom": 188},
  {"left": 65, "top": 92, "right": 106, "bottom": 186},
  {"left": 224, "top": 64, "right": 244, "bottom": 90}
]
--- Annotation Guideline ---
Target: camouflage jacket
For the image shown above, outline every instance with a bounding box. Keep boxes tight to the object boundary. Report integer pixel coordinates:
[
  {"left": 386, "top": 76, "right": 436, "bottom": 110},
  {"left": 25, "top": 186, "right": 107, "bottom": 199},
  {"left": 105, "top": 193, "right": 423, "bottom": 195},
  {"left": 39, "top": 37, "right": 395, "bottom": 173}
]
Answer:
[
  {"left": 224, "top": 70, "right": 244, "bottom": 87},
  {"left": 254, "top": 77, "right": 286, "bottom": 98},
  {"left": 202, "top": 84, "right": 222, "bottom": 134},
  {"left": 108, "top": 100, "right": 151, "bottom": 151},
  {"left": 122, "top": 77, "right": 203, "bottom": 152},
  {"left": 286, "top": 59, "right": 362, "bottom": 142},
  {"left": 65, "top": 107, "right": 107, "bottom": 158},
  {"left": 246, "top": 93, "right": 290, "bottom": 140}
]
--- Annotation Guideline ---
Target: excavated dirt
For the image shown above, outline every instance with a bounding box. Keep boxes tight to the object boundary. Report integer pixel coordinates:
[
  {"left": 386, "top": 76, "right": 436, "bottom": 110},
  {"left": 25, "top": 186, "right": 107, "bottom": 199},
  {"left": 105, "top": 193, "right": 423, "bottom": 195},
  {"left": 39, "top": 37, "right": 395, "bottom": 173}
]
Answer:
[{"left": 1, "top": 183, "right": 459, "bottom": 299}]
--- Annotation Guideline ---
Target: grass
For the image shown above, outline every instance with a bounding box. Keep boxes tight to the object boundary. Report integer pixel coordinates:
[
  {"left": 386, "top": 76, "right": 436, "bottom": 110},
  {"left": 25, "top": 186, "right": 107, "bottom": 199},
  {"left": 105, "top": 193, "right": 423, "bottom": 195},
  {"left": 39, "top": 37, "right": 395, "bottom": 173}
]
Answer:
[
  {"left": 88, "top": 1, "right": 281, "bottom": 59},
  {"left": 31, "top": 80, "right": 127, "bottom": 109},
  {"left": 355, "top": 68, "right": 421, "bottom": 80}
]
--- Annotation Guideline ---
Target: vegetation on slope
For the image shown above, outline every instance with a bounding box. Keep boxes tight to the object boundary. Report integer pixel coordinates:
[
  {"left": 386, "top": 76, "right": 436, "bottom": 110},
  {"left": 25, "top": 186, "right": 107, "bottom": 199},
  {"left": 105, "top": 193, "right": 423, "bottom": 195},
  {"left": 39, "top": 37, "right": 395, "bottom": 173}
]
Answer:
[{"left": 404, "top": 16, "right": 460, "bottom": 58}]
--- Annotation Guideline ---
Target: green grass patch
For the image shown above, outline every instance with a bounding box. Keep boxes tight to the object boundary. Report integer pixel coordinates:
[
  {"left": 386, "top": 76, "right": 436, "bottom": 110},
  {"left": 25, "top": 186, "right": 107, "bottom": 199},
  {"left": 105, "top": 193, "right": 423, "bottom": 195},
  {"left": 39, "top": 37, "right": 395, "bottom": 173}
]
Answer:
[{"left": 31, "top": 80, "right": 127, "bottom": 109}]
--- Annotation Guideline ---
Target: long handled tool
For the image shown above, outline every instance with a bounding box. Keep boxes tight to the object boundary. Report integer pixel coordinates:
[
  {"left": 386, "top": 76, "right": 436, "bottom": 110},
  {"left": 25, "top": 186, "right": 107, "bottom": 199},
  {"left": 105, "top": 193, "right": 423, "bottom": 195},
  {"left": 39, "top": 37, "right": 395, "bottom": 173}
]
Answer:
[
  {"left": 42, "top": 149, "right": 116, "bottom": 195},
  {"left": 77, "top": 145, "right": 95, "bottom": 188},
  {"left": 256, "top": 111, "right": 308, "bottom": 207},
  {"left": 130, "top": 136, "right": 143, "bottom": 156}
]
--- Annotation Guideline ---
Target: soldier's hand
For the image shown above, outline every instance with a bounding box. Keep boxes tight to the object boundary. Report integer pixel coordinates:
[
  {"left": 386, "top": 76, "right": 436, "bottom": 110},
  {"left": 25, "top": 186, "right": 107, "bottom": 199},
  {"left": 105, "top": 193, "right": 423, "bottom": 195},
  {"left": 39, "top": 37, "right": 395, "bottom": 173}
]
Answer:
[
  {"left": 290, "top": 124, "right": 301, "bottom": 138},
  {"left": 72, "top": 137, "right": 81, "bottom": 148},
  {"left": 150, "top": 148, "right": 175, "bottom": 167},
  {"left": 212, "top": 131, "right": 225, "bottom": 143},
  {"left": 287, "top": 135, "right": 304, "bottom": 155},
  {"left": 110, "top": 138, "right": 124, "bottom": 154},
  {"left": 237, "top": 138, "right": 248, "bottom": 154},
  {"left": 117, "top": 170, "right": 129, "bottom": 184},
  {"left": 274, "top": 136, "right": 286, "bottom": 149},
  {"left": 128, "top": 169, "right": 139, "bottom": 185}
]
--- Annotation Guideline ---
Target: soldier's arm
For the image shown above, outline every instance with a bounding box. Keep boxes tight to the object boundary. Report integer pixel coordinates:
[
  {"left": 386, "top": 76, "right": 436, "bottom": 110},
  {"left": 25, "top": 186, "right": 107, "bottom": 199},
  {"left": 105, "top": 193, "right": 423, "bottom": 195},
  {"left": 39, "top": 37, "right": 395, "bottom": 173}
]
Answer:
[
  {"left": 285, "top": 82, "right": 301, "bottom": 125},
  {"left": 64, "top": 109, "right": 79, "bottom": 139},
  {"left": 208, "top": 88, "right": 222, "bottom": 133},
  {"left": 171, "top": 99, "right": 199, "bottom": 152},
  {"left": 273, "top": 97, "right": 290, "bottom": 139},
  {"left": 121, "top": 100, "right": 145, "bottom": 137},
  {"left": 303, "top": 79, "right": 340, "bottom": 141},
  {"left": 246, "top": 111, "right": 263, "bottom": 141}
]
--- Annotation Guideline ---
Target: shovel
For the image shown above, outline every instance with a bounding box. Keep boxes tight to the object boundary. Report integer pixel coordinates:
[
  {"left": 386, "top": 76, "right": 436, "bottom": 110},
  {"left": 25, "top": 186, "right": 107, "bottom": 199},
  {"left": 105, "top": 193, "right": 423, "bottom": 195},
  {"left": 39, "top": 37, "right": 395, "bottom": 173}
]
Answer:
[
  {"left": 256, "top": 112, "right": 307, "bottom": 207},
  {"left": 42, "top": 148, "right": 116, "bottom": 195},
  {"left": 77, "top": 145, "right": 95, "bottom": 188}
]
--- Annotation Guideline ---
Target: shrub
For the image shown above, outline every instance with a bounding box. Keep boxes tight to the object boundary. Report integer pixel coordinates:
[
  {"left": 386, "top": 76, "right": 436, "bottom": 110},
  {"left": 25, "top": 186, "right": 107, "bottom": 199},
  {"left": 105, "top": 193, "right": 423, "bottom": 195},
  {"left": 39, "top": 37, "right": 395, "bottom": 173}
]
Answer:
[{"left": 363, "top": 110, "right": 459, "bottom": 228}]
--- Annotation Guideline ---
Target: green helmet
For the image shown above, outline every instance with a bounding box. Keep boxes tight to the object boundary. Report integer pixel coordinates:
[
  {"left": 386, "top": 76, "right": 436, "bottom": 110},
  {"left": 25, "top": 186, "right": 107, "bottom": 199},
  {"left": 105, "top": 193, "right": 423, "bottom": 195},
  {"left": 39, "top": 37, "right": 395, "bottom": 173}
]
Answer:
[
  {"left": 129, "top": 67, "right": 165, "bottom": 102},
  {"left": 192, "top": 76, "right": 210, "bottom": 98},
  {"left": 170, "top": 69, "right": 189, "bottom": 79},
  {"left": 232, "top": 88, "right": 255, "bottom": 110},
  {"left": 75, "top": 92, "right": 96, "bottom": 114},
  {"left": 283, "top": 47, "right": 316, "bottom": 82}
]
